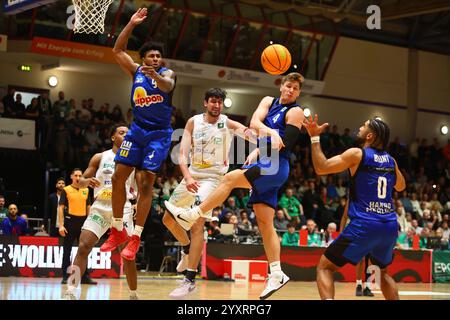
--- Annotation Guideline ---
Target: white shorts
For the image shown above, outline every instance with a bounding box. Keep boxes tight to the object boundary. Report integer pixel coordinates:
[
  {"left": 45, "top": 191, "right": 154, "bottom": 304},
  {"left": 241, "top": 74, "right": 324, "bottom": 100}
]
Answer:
[
  {"left": 82, "top": 200, "right": 134, "bottom": 239},
  {"left": 168, "top": 176, "right": 222, "bottom": 219}
]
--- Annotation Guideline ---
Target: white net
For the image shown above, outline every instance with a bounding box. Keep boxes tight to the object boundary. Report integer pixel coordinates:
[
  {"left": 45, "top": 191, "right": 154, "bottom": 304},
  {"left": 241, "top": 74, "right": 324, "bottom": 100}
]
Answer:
[{"left": 72, "top": 0, "right": 114, "bottom": 34}]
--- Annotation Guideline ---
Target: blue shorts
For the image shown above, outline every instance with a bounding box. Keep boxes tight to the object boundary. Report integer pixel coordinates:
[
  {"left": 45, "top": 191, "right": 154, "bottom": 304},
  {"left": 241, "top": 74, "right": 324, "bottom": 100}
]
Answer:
[
  {"left": 114, "top": 121, "right": 172, "bottom": 172},
  {"left": 324, "top": 218, "right": 398, "bottom": 269},
  {"left": 241, "top": 156, "right": 290, "bottom": 209}
]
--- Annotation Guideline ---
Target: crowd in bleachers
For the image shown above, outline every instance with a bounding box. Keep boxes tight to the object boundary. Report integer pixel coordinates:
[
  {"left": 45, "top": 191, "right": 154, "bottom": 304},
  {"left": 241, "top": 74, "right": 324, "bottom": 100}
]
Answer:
[{"left": 1, "top": 89, "right": 449, "bottom": 251}]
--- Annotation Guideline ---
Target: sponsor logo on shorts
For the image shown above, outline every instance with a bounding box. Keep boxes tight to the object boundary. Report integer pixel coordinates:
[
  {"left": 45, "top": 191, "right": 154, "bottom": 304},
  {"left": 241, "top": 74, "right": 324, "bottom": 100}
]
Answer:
[
  {"left": 119, "top": 141, "right": 132, "bottom": 158},
  {"left": 89, "top": 214, "right": 109, "bottom": 229}
]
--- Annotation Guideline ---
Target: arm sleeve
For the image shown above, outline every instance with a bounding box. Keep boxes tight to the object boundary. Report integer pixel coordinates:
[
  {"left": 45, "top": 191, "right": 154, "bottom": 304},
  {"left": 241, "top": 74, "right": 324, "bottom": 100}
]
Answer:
[{"left": 281, "top": 124, "right": 301, "bottom": 152}]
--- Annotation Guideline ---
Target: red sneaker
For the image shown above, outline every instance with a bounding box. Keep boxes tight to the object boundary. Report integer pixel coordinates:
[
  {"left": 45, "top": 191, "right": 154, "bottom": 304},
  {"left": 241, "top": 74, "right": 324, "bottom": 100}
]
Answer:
[
  {"left": 121, "top": 235, "right": 140, "bottom": 261},
  {"left": 100, "top": 228, "right": 129, "bottom": 252}
]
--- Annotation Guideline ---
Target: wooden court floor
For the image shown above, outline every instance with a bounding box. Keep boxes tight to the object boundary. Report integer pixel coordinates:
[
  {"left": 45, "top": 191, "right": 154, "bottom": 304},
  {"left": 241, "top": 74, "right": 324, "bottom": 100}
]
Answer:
[{"left": 1, "top": 275, "right": 450, "bottom": 300}]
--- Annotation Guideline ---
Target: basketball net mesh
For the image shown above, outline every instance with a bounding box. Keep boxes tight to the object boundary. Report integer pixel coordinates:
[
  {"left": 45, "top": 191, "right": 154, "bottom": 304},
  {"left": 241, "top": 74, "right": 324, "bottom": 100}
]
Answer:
[{"left": 73, "top": 0, "right": 114, "bottom": 34}]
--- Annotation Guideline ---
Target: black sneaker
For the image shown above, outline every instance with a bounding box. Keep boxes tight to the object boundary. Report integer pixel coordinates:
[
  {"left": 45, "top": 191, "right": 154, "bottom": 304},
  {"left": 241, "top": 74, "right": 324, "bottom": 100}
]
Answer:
[
  {"left": 355, "top": 284, "right": 363, "bottom": 296},
  {"left": 81, "top": 277, "right": 98, "bottom": 285},
  {"left": 363, "top": 287, "right": 374, "bottom": 297}
]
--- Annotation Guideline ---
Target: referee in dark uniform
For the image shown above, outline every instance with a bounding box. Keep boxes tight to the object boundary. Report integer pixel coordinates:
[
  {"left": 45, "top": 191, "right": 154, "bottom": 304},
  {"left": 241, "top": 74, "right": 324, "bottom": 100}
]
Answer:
[{"left": 58, "top": 168, "right": 96, "bottom": 284}]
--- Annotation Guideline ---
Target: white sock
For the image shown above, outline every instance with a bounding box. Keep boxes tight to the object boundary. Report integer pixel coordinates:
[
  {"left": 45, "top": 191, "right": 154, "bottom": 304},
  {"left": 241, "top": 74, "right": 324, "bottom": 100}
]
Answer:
[
  {"left": 67, "top": 285, "right": 76, "bottom": 293},
  {"left": 113, "top": 218, "right": 123, "bottom": 231},
  {"left": 356, "top": 280, "right": 362, "bottom": 286},
  {"left": 133, "top": 225, "right": 144, "bottom": 238},
  {"left": 325, "top": 298, "right": 333, "bottom": 300},
  {"left": 129, "top": 290, "right": 138, "bottom": 297},
  {"left": 269, "top": 261, "right": 282, "bottom": 275}
]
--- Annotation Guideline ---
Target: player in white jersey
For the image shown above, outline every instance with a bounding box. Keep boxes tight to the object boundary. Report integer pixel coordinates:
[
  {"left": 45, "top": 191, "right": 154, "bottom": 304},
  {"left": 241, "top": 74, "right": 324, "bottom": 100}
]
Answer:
[
  {"left": 163, "top": 88, "right": 256, "bottom": 299},
  {"left": 63, "top": 124, "right": 139, "bottom": 300}
]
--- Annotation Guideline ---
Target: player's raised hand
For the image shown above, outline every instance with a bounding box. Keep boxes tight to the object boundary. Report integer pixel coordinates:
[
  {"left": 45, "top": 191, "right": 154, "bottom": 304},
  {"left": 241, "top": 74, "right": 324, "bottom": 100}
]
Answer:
[
  {"left": 130, "top": 7, "right": 148, "bottom": 26},
  {"left": 303, "top": 114, "right": 329, "bottom": 137}
]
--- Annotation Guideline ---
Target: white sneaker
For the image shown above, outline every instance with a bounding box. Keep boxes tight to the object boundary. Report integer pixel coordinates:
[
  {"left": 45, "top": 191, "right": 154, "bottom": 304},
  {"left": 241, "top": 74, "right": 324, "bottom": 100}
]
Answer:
[
  {"left": 176, "top": 252, "right": 189, "bottom": 273},
  {"left": 129, "top": 293, "right": 139, "bottom": 300},
  {"left": 62, "top": 290, "right": 77, "bottom": 300},
  {"left": 169, "top": 278, "right": 196, "bottom": 299},
  {"left": 259, "top": 272, "right": 290, "bottom": 300},
  {"left": 164, "top": 201, "right": 198, "bottom": 231}
]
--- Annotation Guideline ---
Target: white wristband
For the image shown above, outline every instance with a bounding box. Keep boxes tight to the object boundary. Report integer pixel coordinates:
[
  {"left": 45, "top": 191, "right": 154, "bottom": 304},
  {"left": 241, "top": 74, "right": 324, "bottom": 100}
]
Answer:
[{"left": 310, "top": 136, "right": 320, "bottom": 144}]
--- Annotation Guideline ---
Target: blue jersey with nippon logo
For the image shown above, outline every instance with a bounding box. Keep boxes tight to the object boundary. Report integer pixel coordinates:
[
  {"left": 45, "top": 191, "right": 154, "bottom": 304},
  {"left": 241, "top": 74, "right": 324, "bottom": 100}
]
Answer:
[
  {"left": 258, "top": 97, "right": 300, "bottom": 159},
  {"left": 131, "top": 66, "right": 174, "bottom": 130},
  {"left": 348, "top": 147, "right": 397, "bottom": 222}
]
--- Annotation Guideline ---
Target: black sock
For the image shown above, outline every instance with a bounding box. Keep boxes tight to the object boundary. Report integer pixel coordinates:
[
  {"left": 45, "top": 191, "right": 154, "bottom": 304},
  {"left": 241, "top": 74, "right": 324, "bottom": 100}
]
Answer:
[
  {"left": 186, "top": 269, "right": 197, "bottom": 282},
  {"left": 183, "top": 244, "right": 190, "bottom": 255}
]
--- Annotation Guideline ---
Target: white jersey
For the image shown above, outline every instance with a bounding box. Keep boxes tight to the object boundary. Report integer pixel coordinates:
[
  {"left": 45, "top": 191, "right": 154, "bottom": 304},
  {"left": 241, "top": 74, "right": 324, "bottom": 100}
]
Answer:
[
  {"left": 189, "top": 114, "right": 232, "bottom": 177},
  {"left": 94, "top": 149, "right": 136, "bottom": 201}
]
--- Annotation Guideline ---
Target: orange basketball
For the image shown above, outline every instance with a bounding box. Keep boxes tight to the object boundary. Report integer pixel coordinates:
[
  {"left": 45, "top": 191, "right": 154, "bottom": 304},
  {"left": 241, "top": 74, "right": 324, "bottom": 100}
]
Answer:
[{"left": 261, "top": 44, "right": 292, "bottom": 75}]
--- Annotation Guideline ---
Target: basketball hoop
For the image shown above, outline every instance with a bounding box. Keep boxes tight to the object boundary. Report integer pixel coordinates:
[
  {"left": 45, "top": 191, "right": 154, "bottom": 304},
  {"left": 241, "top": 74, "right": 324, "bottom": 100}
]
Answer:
[{"left": 72, "top": 0, "right": 114, "bottom": 34}]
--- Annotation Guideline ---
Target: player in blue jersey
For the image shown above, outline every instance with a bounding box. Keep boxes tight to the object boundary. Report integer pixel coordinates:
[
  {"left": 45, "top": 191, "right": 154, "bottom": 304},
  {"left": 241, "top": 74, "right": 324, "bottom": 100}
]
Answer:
[
  {"left": 100, "top": 7, "right": 176, "bottom": 260},
  {"left": 165, "top": 72, "right": 305, "bottom": 299},
  {"left": 304, "top": 115, "right": 405, "bottom": 300}
]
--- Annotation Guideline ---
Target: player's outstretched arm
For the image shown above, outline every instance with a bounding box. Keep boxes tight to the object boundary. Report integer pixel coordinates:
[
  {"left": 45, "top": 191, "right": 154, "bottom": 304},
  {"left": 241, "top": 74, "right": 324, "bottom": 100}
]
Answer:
[
  {"left": 78, "top": 153, "right": 102, "bottom": 189},
  {"left": 112, "top": 8, "right": 146, "bottom": 78},
  {"left": 227, "top": 118, "right": 257, "bottom": 144},
  {"left": 393, "top": 159, "right": 406, "bottom": 192}
]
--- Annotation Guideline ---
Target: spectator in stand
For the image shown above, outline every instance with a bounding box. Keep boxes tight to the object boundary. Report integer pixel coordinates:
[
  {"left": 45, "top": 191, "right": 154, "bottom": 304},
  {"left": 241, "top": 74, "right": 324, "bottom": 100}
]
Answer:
[
  {"left": 325, "top": 176, "right": 339, "bottom": 200},
  {"left": 302, "top": 180, "right": 322, "bottom": 221},
  {"left": 2, "top": 88, "right": 16, "bottom": 117},
  {"left": 281, "top": 222, "right": 299, "bottom": 247},
  {"left": 399, "top": 191, "right": 413, "bottom": 215},
  {"left": 396, "top": 200, "right": 408, "bottom": 232},
  {"left": 109, "top": 105, "right": 125, "bottom": 123},
  {"left": 84, "top": 123, "right": 101, "bottom": 152},
  {"left": 53, "top": 121, "right": 71, "bottom": 169},
  {"left": 397, "top": 227, "right": 425, "bottom": 249},
  {"left": 70, "top": 125, "right": 87, "bottom": 167},
  {"left": 411, "top": 219, "right": 422, "bottom": 235},
  {"left": 237, "top": 210, "right": 253, "bottom": 234},
  {"left": 330, "top": 125, "right": 342, "bottom": 152},
  {"left": 303, "top": 219, "right": 321, "bottom": 247},
  {"left": 11, "top": 93, "right": 26, "bottom": 118},
  {"left": 0, "top": 195, "right": 8, "bottom": 223},
  {"left": 274, "top": 208, "right": 290, "bottom": 232},
  {"left": 223, "top": 197, "right": 239, "bottom": 216},
  {"left": 44, "top": 177, "right": 66, "bottom": 237},
  {"left": 79, "top": 99, "right": 91, "bottom": 125},
  {"left": 86, "top": 98, "right": 96, "bottom": 117},
  {"left": 278, "top": 187, "right": 304, "bottom": 228},
  {"left": 409, "top": 138, "right": 420, "bottom": 170},
  {"left": 126, "top": 108, "right": 133, "bottom": 125},
  {"left": 1, "top": 204, "right": 28, "bottom": 236},
  {"left": 410, "top": 192, "right": 421, "bottom": 219},
  {"left": 25, "top": 97, "right": 39, "bottom": 119},
  {"left": 335, "top": 177, "right": 347, "bottom": 198},
  {"left": 441, "top": 221, "right": 450, "bottom": 241},
  {"left": 233, "top": 189, "right": 249, "bottom": 210},
  {"left": 207, "top": 216, "right": 221, "bottom": 238},
  {"left": 94, "top": 104, "right": 111, "bottom": 127},
  {"left": 340, "top": 127, "right": 354, "bottom": 150},
  {"left": 322, "top": 222, "right": 337, "bottom": 247},
  {"left": 37, "top": 91, "right": 52, "bottom": 118},
  {"left": 152, "top": 176, "right": 165, "bottom": 203},
  {"left": 430, "top": 193, "right": 444, "bottom": 216},
  {"left": 66, "top": 99, "right": 77, "bottom": 121},
  {"left": 53, "top": 91, "right": 70, "bottom": 121}
]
